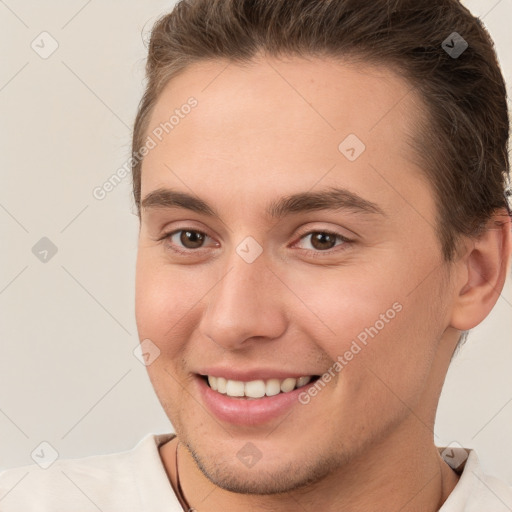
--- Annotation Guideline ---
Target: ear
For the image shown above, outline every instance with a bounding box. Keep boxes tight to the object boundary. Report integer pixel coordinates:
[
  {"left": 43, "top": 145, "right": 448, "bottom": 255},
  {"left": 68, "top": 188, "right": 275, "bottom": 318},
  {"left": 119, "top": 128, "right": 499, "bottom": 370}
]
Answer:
[{"left": 449, "top": 209, "right": 512, "bottom": 331}]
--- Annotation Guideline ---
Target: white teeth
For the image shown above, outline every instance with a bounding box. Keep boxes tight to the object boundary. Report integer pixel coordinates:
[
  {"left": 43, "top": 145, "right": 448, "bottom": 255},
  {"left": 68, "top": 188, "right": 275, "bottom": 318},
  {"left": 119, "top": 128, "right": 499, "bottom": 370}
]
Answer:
[
  {"left": 280, "top": 377, "right": 297, "bottom": 393},
  {"left": 226, "top": 379, "right": 245, "bottom": 397},
  {"left": 217, "top": 377, "right": 227, "bottom": 394},
  {"left": 208, "top": 376, "right": 218, "bottom": 391},
  {"left": 245, "top": 380, "right": 266, "bottom": 398},
  {"left": 206, "top": 375, "right": 314, "bottom": 398},
  {"left": 266, "top": 379, "right": 282, "bottom": 396},
  {"left": 297, "top": 376, "right": 312, "bottom": 387}
]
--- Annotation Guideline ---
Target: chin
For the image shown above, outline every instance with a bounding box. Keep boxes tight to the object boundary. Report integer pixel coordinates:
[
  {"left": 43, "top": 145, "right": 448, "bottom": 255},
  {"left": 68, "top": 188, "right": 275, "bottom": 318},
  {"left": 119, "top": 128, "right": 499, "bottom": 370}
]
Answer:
[{"left": 184, "top": 438, "right": 338, "bottom": 495}]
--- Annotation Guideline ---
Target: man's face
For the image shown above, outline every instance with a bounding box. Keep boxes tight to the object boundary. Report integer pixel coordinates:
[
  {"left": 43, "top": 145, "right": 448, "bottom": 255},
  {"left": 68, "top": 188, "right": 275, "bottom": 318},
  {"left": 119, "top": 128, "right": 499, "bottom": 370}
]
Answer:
[{"left": 135, "top": 56, "right": 458, "bottom": 493}]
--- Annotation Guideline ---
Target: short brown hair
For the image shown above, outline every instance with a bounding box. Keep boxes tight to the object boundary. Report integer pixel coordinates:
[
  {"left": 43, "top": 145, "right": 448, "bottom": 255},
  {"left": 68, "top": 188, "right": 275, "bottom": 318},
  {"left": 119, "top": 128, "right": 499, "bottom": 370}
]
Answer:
[{"left": 132, "top": 0, "right": 510, "bottom": 261}]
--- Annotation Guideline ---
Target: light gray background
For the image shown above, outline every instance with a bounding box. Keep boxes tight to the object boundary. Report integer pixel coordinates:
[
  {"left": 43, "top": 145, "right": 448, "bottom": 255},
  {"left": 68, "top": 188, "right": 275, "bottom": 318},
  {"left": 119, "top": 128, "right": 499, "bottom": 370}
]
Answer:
[{"left": 1, "top": 0, "right": 511, "bottom": 484}]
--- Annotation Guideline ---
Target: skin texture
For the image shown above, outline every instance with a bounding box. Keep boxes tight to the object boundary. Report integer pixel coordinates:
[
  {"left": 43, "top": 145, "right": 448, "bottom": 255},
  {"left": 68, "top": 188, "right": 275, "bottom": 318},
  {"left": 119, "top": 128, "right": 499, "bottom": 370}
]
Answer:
[{"left": 135, "top": 55, "right": 511, "bottom": 511}]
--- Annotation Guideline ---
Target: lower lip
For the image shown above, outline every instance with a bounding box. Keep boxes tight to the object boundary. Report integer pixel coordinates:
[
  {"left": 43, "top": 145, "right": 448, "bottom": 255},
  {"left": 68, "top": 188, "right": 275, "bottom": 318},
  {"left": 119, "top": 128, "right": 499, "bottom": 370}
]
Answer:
[{"left": 196, "top": 376, "right": 312, "bottom": 426}]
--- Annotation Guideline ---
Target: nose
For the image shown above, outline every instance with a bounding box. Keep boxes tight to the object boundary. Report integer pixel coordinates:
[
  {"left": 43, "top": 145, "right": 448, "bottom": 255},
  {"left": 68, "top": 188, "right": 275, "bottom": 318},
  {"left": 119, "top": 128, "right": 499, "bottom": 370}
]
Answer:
[{"left": 198, "top": 248, "right": 288, "bottom": 350}]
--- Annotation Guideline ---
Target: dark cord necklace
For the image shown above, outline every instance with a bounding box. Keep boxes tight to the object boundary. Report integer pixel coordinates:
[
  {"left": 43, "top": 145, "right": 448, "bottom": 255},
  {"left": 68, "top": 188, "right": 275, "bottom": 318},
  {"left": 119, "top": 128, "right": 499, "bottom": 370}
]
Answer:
[{"left": 175, "top": 441, "right": 194, "bottom": 511}]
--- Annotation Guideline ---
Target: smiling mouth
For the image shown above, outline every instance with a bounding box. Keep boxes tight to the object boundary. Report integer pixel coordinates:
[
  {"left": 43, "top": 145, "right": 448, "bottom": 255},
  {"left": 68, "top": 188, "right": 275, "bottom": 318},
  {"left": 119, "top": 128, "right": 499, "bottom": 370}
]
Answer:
[{"left": 201, "top": 375, "right": 320, "bottom": 399}]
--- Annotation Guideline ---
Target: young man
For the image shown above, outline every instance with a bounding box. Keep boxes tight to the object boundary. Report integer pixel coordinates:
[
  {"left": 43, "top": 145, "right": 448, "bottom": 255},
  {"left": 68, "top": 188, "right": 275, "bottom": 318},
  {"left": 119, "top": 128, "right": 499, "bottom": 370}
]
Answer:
[{"left": 1, "top": 0, "right": 511, "bottom": 510}]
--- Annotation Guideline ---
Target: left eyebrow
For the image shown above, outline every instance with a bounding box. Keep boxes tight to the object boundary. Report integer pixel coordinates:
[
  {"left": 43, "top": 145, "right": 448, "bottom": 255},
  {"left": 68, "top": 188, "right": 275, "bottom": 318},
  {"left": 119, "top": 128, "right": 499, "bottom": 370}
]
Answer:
[
  {"left": 140, "top": 186, "right": 385, "bottom": 219},
  {"left": 266, "top": 187, "right": 385, "bottom": 218}
]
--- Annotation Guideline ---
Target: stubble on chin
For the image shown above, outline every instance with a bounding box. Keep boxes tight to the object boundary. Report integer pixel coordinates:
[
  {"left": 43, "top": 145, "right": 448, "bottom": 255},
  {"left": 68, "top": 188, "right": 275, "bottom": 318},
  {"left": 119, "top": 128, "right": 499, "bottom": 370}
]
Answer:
[{"left": 179, "top": 436, "right": 348, "bottom": 496}]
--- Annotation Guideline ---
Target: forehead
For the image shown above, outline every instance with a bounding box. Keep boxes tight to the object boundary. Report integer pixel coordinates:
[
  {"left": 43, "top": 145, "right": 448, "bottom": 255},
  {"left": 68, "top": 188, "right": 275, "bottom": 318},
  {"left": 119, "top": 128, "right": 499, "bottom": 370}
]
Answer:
[
  {"left": 149, "top": 55, "right": 420, "bottom": 137},
  {"left": 141, "top": 55, "right": 428, "bottom": 214}
]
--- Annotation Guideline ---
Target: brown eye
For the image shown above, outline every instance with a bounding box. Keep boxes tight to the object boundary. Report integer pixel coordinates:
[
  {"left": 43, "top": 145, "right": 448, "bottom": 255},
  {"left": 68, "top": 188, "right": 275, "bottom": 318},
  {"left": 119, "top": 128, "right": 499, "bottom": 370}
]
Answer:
[
  {"left": 294, "top": 229, "right": 351, "bottom": 256},
  {"left": 160, "top": 228, "right": 219, "bottom": 256},
  {"left": 309, "top": 232, "right": 338, "bottom": 251},
  {"left": 179, "top": 230, "right": 206, "bottom": 249}
]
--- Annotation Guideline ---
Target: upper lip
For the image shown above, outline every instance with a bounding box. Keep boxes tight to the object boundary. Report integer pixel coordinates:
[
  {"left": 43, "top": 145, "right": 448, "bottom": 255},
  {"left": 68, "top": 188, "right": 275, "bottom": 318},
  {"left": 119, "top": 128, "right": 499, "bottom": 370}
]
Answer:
[{"left": 197, "top": 367, "right": 319, "bottom": 382}]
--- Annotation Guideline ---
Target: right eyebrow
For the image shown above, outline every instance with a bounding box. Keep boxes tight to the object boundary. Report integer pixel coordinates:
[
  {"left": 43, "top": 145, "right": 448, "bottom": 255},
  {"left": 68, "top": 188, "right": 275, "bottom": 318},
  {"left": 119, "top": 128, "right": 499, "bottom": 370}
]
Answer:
[{"left": 141, "top": 188, "right": 217, "bottom": 217}]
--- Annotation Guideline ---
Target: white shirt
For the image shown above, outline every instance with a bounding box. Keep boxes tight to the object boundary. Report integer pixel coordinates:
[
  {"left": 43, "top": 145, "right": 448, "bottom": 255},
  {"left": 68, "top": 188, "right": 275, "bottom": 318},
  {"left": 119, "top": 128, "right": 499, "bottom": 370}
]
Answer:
[{"left": 1, "top": 433, "right": 511, "bottom": 511}]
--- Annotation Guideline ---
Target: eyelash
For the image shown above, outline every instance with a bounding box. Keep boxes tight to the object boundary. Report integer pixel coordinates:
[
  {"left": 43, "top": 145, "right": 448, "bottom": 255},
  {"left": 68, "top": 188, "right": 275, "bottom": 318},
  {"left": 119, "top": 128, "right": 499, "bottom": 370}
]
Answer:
[{"left": 158, "top": 228, "right": 352, "bottom": 257}]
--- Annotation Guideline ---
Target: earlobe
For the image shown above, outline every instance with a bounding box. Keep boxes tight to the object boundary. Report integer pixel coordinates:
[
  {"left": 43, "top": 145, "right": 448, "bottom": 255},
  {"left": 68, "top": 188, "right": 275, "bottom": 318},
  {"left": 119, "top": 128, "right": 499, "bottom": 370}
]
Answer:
[{"left": 449, "top": 210, "right": 512, "bottom": 331}]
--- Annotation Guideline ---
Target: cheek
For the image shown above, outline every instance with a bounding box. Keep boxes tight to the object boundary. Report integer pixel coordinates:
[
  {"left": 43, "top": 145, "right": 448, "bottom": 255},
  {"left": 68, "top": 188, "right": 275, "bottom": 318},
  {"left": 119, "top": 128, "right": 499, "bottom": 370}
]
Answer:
[
  {"left": 290, "top": 263, "right": 441, "bottom": 397},
  {"left": 134, "top": 253, "right": 205, "bottom": 420},
  {"left": 134, "top": 251, "right": 203, "bottom": 354},
  {"left": 287, "top": 264, "right": 404, "bottom": 355}
]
